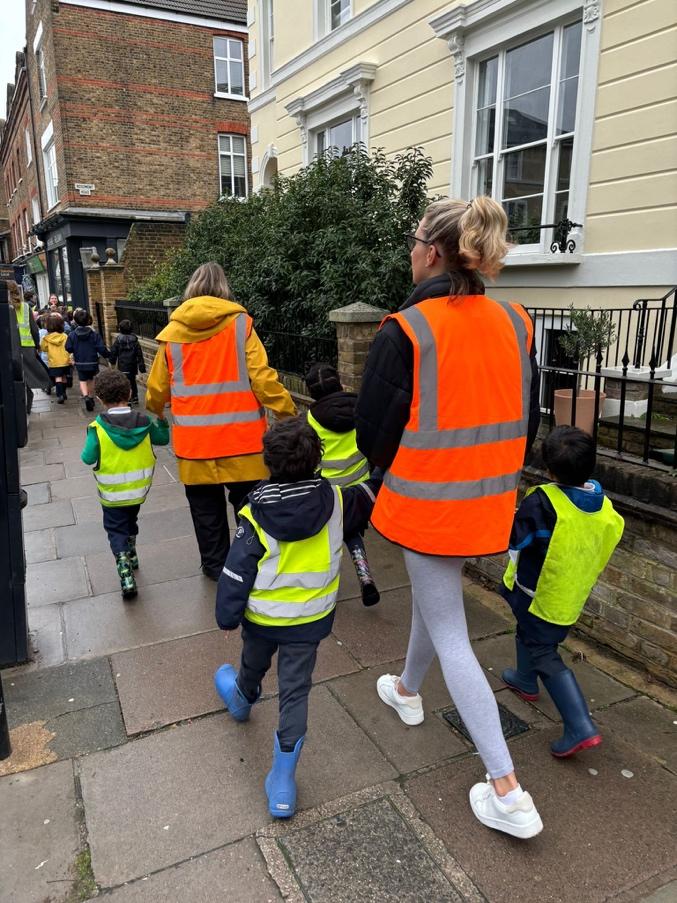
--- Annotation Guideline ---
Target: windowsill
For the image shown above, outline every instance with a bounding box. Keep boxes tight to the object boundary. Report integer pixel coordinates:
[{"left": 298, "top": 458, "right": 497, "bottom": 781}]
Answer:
[
  {"left": 214, "top": 92, "right": 249, "bottom": 102},
  {"left": 39, "top": 97, "right": 47, "bottom": 110},
  {"left": 504, "top": 251, "right": 583, "bottom": 267}
]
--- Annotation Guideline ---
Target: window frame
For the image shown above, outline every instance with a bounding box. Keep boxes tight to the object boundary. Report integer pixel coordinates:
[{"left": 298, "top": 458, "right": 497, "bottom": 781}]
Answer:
[
  {"left": 25, "top": 127, "right": 33, "bottom": 166},
  {"left": 312, "top": 111, "right": 361, "bottom": 158},
  {"left": 470, "top": 17, "right": 582, "bottom": 254},
  {"left": 217, "top": 133, "right": 249, "bottom": 200},
  {"left": 42, "top": 123, "right": 59, "bottom": 211},
  {"left": 213, "top": 36, "right": 247, "bottom": 101},
  {"left": 316, "top": 0, "right": 352, "bottom": 38}
]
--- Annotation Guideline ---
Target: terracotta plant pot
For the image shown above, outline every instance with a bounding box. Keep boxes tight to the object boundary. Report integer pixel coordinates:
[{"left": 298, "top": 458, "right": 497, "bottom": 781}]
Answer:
[{"left": 553, "top": 389, "right": 606, "bottom": 436}]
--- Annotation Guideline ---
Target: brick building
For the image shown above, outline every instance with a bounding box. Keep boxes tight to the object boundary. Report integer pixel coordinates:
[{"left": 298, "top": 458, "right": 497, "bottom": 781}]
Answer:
[{"left": 1, "top": 0, "right": 249, "bottom": 309}]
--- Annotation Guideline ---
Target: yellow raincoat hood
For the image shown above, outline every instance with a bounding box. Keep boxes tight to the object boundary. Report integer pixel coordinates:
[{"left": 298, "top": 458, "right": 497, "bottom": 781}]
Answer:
[{"left": 155, "top": 296, "right": 247, "bottom": 344}]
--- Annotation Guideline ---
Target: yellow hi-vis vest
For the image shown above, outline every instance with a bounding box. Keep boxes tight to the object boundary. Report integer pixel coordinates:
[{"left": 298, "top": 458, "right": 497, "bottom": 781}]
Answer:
[
  {"left": 91, "top": 421, "right": 156, "bottom": 508},
  {"left": 503, "top": 482, "right": 624, "bottom": 626},
  {"left": 239, "top": 486, "right": 343, "bottom": 627},
  {"left": 17, "top": 302, "right": 34, "bottom": 347},
  {"left": 307, "top": 410, "right": 369, "bottom": 487}
]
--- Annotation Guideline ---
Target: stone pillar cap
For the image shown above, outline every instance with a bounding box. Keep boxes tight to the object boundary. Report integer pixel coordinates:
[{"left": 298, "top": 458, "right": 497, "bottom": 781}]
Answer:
[
  {"left": 163, "top": 296, "right": 182, "bottom": 309},
  {"left": 329, "top": 301, "right": 387, "bottom": 323}
]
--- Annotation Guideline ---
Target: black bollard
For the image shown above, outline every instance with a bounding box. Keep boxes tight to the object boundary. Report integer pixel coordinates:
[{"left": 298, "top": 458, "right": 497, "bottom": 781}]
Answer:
[{"left": 0, "top": 673, "right": 10, "bottom": 760}]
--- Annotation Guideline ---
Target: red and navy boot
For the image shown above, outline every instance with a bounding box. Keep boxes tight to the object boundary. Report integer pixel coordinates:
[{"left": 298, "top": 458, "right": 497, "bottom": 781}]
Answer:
[{"left": 544, "top": 668, "right": 602, "bottom": 757}]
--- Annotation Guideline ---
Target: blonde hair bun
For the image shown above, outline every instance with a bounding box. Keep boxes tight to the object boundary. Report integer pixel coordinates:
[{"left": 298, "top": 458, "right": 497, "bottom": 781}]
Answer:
[{"left": 423, "top": 195, "right": 510, "bottom": 281}]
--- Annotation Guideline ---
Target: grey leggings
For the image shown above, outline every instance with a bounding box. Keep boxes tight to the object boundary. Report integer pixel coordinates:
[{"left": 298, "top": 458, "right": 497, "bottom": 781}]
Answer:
[{"left": 400, "top": 549, "right": 514, "bottom": 779}]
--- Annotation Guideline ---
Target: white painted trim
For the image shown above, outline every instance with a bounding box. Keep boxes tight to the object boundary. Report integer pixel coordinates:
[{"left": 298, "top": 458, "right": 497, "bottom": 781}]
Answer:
[
  {"left": 33, "top": 20, "right": 43, "bottom": 51},
  {"left": 40, "top": 120, "right": 53, "bottom": 149},
  {"left": 495, "top": 248, "right": 677, "bottom": 288},
  {"left": 58, "top": 0, "right": 248, "bottom": 31},
  {"left": 214, "top": 92, "right": 249, "bottom": 102},
  {"left": 247, "top": 3, "right": 255, "bottom": 27},
  {"left": 431, "top": 0, "right": 601, "bottom": 257},
  {"left": 248, "top": 37, "right": 256, "bottom": 58},
  {"left": 249, "top": 86, "right": 276, "bottom": 112},
  {"left": 271, "top": 0, "right": 410, "bottom": 87},
  {"left": 251, "top": 125, "right": 259, "bottom": 144}
]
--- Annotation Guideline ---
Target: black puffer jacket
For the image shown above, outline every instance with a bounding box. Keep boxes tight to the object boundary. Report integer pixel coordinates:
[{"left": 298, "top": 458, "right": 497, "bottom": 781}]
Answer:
[
  {"left": 109, "top": 333, "right": 145, "bottom": 374},
  {"left": 308, "top": 390, "right": 357, "bottom": 433},
  {"left": 355, "top": 273, "right": 541, "bottom": 469}
]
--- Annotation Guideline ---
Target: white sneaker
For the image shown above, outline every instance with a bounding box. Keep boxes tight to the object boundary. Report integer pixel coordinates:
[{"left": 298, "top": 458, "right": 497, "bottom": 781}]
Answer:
[
  {"left": 376, "top": 674, "right": 424, "bottom": 726},
  {"left": 469, "top": 776, "right": 543, "bottom": 839}
]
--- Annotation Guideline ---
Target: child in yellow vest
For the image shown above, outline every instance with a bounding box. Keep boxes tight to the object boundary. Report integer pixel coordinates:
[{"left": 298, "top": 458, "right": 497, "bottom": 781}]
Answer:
[
  {"left": 40, "top": 313, "right": 71, "bottom": 404},
  {"left": 81, "top": 369, "right": 169, "bottom": 598},
  {"left": 500, "top": 426, "right": 624, "bottom": 757}
]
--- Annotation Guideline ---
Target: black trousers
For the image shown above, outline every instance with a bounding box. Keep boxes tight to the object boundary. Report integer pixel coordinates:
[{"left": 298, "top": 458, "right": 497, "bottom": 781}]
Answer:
[
  {"left": 238, "top": 628, "right": 319, "bottom": 750},
  {"left": 120, "top": 370, "right": 138, "bottom": 401},
  {"left": 509, "top": 590, "right": 571, "bottom": 680},
  {"left": 184, "top": 481, "right": 258, "bottom": 575},
  {"left": 25, "top": 385, "right": 34, "bottom": 415},
  {"left": 102, "top": 504, "right": 141, "bottom": 555}
]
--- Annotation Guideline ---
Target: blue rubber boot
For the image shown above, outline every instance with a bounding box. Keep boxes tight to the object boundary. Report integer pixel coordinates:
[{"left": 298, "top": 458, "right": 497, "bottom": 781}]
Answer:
[
  {"left": 543, "top": 668, "right": 602, "bottom": 758},
  {"left": 265, "top": 732, "right": 304, "bottom": 819},
  {"left": 214, "top": 664, "right": 257, "bottom": 722},
  {"left": 501, "top": 636, "right": 540, "bottom": 701}
]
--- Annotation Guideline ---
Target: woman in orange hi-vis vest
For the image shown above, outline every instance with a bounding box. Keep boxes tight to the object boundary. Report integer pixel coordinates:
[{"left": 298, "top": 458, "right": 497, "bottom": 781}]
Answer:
[
  {"left": 356, "top": 197, "right": 543, "bottom": 839},
  {"left": 145, "top": 262, "right": 296, "bottom": 580}
]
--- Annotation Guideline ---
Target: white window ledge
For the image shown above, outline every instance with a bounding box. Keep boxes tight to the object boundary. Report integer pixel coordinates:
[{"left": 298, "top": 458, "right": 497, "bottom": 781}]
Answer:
[
  {"left": 214, "top": 92, "right": 249, "bottom": 102},
  {"left": 504, "top": 252, "right": 582, "bottom": 267}
]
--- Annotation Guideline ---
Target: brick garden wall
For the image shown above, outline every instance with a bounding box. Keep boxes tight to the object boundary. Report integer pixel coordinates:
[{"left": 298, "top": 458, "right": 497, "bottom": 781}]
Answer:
[
  {"left": 121, "top": 222, "right": 187, "bottom": 295},
  {"left": 467, "top": 446, "right": 677, "bottom": 689}
]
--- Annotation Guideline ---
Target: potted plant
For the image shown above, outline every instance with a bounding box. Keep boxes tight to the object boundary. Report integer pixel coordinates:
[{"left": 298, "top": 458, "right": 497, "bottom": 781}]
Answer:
[{"left": 554, "top": 306, "right": 616, "bottom": 435}]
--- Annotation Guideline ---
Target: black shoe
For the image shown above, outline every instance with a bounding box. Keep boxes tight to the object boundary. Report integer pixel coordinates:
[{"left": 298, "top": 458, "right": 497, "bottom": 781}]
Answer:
[
  {"left": 361, "top": 582, "right": 381, "bottom": 607},
  {"left": 56, "top": 396, "right": 65, "bottom": 405},
  {"left": 202, "top": 564, "right": 222, "bottom": 582},
  {"left": 85, "top": 396, "right": 95, "bottom": 412}
]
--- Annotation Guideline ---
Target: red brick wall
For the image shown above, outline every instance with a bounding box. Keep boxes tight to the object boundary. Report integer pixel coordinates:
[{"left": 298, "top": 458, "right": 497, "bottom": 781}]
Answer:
[{"left": 120, "top": 221, "right": 187, "bottom": 295}]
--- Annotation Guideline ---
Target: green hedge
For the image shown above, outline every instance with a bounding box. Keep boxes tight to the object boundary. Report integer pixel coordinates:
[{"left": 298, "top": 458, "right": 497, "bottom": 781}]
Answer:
[{"left": 129, "top": 146, "right": 433, "bottom": 338}]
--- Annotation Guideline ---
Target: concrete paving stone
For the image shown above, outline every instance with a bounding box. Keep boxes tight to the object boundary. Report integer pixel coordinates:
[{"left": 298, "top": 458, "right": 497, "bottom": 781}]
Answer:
[
  {"left": 54, "top": 430, "right": 92, "bottom": 448},
  {"left": 64, "top": 457, "right": 96, "bottom": 478},
  {"left": 44, "top": 445, "right": 90, "bottom": 465},
  {"left": 113, "top": 629, "right": 360, "bottom": 735},
  {"left": 46, "top": 701, "right": 126, "bottom": 760},
  {"left": 80, "top": 688, "right": 397, "bottom": 887},
  {"left": 104, "top": 838, "right": 283, "bottom": 902},
  {"left": 72, "top": 481, "right": 189, "bottom": 523},
  {"left": 23, "top": 498, "right": 75, "bottom": 532},
  {"left": 63, "top": 574, "right": 218, "bottom": 659},
  {"left": 0, "top": 759, "right": 80, "bottom": 903},
  {"left": 86, "top": 534, "right": 201, "bottom": 595},
  {"left": 26, "top": 556, "right": 90, "bottom": 607},
  {"left": 24, "top": 528, "right": 57, "bottom": 564},
  {"left": 20, "top": 449, "right": 46, "bottom": 467},
  {"left": 25, "top": 481, "right": 51, "bottom": 505},
  {"left": 55, "top": 505, "right": 195, "bottom": 557},
  {"left": 330, "top": 660, "right": 469, "bottom": 774},
  {"left": 6, "top": 657, "right": 118, "bottom": 725},
  {"left": 596, "top": 696, "right": 677, "bottom": 774},
  {"left": 279, "top": 797, "right": 463, "bottom": 903},
  {"left": 473, "top": 634, "right": 636, "bottom": 720},
  {"left": 405, "top": 728, "right": 677, "bottom": 903},
  {"left": 50, "top": 474, "right": 99, "bottom": 501},
  {"left": 20, "top": 462, "right": 65, "bottom": 484},
  {"left": 25, "top": 602, "right": 66, "bottom": 669},
  {"left": 639, "top": 879, "right": 677, "bottom": 902}
]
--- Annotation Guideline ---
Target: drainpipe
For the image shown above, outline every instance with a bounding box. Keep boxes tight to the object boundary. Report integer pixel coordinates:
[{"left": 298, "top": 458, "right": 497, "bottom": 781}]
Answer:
[{"left": 24, "top": 52, "right": 46, "bottom": 239}]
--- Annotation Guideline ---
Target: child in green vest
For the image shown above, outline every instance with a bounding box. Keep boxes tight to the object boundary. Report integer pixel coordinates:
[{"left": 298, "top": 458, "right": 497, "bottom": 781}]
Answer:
[
  {"left": 500, "top": 425, "right": 624, "bottom": 757},
  {"left": 214, "top": 415, "right": 381, "bottom": 818},
  {"left": 305, "top": 362, "right": 380, "bottom": 606},
  {"left": 81, "top": 368, "right": 169, "bottom": 599}
]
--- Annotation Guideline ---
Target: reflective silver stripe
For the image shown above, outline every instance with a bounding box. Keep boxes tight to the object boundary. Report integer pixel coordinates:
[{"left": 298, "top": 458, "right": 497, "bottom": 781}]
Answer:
[
  {"left": 495, "top": 301, "right": 532, "bottom": 425},
  {"left": 515, "top": 578, "right": 536, "bottom": 598},
  {"left": 399, "top": 305, "right": 438, "bottom": 431},
  {"left": 400, "top": 419, "right": 527, "bottom": 450},
  {"left": 384, "top": 470, "right": 521, "bottom": 501},
  {"left": 326, "top": 459, "right": 370, "bottom": 487},
  {"left": 168, "top": 315, "right": 251, "bottom": 397},
  {"left": 247, "top": 592, "right": 337, "bottom": 620},
  {"left": 173, "top": 409, "right": 264, "bottom": 427},
  {"left": 322, "top": 451, "right": 365, "bottom": 470},
  {"left": 254, "top": 487, "right": 342, "bottom": 591},
  {"left": 95, "top": 467, "right": 155, "bottom": 485},
  {"left": 98, "top": 486, "right": 150, "bottom": 502},
  {"left": 357, "top": 481, "right": 376, "bottom": 504}
]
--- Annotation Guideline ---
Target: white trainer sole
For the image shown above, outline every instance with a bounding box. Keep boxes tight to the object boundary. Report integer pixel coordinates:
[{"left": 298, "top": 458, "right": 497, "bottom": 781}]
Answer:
[
  {"left": 377, "top": 682, "right": 424, "bottom": 726},
  {"left": 469, "top": 795, "right": 544, "bottom": 839}
]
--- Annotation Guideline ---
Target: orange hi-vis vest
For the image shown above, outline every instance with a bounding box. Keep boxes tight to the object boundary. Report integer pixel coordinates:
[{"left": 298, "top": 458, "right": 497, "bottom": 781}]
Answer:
[
  {"left": 166, "top": 313, "right": 266, "bottom": 460},
  {"left": 371, "top": 295, "right": 533, "bottom": 557}
]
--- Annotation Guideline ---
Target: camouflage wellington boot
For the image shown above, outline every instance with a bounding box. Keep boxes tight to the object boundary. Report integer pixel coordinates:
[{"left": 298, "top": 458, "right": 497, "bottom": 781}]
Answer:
[
  {"left": 115, "top": 552, "right": 137, "bottom": 600},
  {"left": 127, "top": 536, "right": 139, "bottom": 570}
]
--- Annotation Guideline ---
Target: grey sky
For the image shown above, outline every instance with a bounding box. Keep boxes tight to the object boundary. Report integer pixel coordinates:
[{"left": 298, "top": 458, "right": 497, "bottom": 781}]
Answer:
[{"left": 2, "top": 0, "right": 27, "bottom": 119}]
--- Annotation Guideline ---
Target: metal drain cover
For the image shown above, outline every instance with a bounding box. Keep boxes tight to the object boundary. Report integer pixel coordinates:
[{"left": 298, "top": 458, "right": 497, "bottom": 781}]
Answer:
[{"left": 442, "top": 702, "right": 529, "bottom": 744}]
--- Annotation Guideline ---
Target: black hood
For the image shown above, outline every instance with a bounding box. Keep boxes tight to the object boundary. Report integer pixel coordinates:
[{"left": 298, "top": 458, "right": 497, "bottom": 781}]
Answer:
[
  {"left": 309, "top": 391, "right": 357, "bottom": 433},
  {"left": 74, "top": 325, "right": 95, "bottom": 338},
  {"left": 248, "top": 477, "right": 335, "bottom": 542},
  {"left": 400, "top": 271, "right": 485, "bottom": 311}
]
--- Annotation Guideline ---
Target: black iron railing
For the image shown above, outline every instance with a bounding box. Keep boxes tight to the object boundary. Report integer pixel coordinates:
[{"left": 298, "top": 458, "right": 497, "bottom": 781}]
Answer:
[
  {"left": 115, "top": 300, "right": 168, "bottom": 340},
  {"left": 258, "top": 330, "right": 338, "bottom": 377},
  {"left": 508, "top": 218, "right": 582, "bottom": 253}
]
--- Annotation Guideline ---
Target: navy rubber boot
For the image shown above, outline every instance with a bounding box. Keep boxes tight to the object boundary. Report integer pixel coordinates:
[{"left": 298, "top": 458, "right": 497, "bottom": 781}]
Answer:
[
  {"left": 543, "top": 668, "right": 602, "bottom": 757},
  {"left": 265, "top": 732, "right": 304, "bottom": 819},
  {"left": 501, "top": 636, "right": 540, "bottom": 701},
  {"left": 214, "top": 664, "right": 256, "bottom": 722}
]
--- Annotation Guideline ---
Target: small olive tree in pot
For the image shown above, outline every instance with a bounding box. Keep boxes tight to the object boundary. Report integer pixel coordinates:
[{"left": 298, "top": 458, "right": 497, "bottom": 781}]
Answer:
[{"left": 554, "top": 305, "right": 616, "bottom": 435}]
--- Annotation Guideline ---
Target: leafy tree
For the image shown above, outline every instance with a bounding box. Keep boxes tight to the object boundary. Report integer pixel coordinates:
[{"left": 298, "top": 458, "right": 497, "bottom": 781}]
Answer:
[{"left": 129, "top": 146, "right": 433, "bottom": 341}]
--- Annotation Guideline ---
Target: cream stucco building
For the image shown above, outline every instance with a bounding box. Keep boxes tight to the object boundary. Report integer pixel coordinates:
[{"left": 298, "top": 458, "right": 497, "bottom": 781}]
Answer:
[{"left": 245, "top": 0, "right": 676, "bottom": 359}]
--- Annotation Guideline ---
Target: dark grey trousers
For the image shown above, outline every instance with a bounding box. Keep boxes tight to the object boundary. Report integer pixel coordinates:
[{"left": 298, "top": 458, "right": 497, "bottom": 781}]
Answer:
[{"left": 238, "top": 628, "right": 318, "bottom": 751}]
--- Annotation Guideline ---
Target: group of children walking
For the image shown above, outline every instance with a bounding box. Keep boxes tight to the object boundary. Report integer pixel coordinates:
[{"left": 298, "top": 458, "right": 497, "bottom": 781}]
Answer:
[{"left": 77, "top": 346, "right": 624, "bottom": 828}]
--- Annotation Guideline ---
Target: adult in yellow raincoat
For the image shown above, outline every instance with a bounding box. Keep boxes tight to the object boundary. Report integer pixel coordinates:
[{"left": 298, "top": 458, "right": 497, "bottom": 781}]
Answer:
[{"left": 145, "top": 262, "right": 296, "bottom": 579}]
